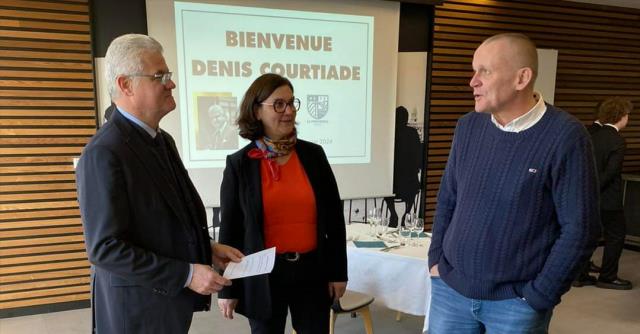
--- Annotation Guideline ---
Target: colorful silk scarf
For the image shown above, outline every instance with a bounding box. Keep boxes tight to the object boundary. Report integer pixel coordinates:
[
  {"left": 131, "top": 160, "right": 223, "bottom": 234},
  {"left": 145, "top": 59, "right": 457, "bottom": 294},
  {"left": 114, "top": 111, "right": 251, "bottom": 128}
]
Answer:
[{"left": 247, "top": 129, "right": 297, "bottom": 181}]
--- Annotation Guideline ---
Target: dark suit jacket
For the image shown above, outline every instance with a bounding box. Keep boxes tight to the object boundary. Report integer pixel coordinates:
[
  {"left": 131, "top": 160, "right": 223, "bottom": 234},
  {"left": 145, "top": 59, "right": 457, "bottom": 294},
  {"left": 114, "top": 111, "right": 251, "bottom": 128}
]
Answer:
[
  {"left": 218, "top": 139, "right": 347, "bottom": 320},
  {"left": 590, "top": 125, "right": 626, "bottom": 210},
  {"left": 103, "top": 103, "right": 116, "bottom": 123},
  {"left": 76, "top": 110, "right": 212, "bottom": 334},
  {"left": 586, "top": 121, "right": 603, "bottom": 135}
]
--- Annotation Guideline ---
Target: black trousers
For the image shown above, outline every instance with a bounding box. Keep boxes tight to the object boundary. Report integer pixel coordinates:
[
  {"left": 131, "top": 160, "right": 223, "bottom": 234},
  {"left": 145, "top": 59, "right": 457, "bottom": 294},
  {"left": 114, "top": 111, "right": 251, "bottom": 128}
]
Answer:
[
  {"left": 599, "top": 209, "right": 626, "bottom": 281},
  {"left": 248, "top": 253, "right": 331, "bottom": 334},
  {"left": 384, "top": 195, "right": 416, "bottom": 228}
]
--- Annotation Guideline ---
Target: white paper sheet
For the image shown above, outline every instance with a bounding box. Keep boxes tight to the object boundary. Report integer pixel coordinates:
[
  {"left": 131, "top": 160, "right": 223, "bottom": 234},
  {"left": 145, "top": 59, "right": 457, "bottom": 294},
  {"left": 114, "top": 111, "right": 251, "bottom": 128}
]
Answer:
[{"left": 222, "top": 247, "right": 276, "bottom": 279}]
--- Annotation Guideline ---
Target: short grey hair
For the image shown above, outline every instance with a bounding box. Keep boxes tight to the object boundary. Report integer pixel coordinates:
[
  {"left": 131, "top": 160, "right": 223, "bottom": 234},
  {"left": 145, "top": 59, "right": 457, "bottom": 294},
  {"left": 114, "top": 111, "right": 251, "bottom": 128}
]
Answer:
[
  {"left": 482, "top": 33, "right": 538, "bottom": 84},
  {"left": 104, "top": 34, "right": 164, "bottom": 99}
]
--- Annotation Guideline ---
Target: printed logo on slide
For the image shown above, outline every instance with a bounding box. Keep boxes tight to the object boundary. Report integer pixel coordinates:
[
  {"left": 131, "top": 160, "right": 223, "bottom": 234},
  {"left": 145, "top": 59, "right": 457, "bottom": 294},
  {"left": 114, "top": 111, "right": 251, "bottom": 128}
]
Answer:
[{"left": 307, "top": 95, "right": 329, "bottom": 120}]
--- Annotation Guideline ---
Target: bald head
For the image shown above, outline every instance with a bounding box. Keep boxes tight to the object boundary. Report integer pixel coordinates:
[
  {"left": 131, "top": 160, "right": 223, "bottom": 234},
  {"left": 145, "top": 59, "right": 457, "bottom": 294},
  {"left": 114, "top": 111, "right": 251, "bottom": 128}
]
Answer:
[
  {"left": 481, "top": 33, "right": 538, "bottom": 86},
  {"left": 470, "top": 33, "right": 540, "bottom": 117}
]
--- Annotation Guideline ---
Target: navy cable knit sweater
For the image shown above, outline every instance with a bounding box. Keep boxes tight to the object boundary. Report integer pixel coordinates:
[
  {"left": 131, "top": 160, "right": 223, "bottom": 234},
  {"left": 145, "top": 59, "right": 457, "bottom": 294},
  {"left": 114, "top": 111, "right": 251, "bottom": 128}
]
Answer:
[{"left": 428, "top": 105, "right": 599, "bottom": 311}]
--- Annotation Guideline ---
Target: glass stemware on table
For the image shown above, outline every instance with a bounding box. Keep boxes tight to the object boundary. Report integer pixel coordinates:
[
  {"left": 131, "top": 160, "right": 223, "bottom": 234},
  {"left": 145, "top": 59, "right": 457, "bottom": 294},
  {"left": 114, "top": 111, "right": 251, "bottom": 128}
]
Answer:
[
  {"left": 367, "top": 207, "right": 382, "bottom": 236},
  {"left": 403, "top": 213, "right": 416, "bottom": 246},
  {"left": 375, "top": 217, "right": 390, "bottom": 237},
  {"left": 397, "top": 213, "right": 425, "bottom": 246},
  {"left": 361, "top": 208, "right": 426, "bottom": 247},
  {"left": 412, "top": 217, "right": 424, "bottom": 246},
  {"left": 398, "top": 224, "right": 412, "bottom": 246}
]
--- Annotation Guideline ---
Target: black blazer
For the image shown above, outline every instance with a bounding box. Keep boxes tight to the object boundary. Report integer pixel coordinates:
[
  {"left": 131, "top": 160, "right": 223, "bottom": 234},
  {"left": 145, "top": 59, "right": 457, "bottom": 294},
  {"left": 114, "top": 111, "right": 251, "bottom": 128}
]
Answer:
[
  {"left": 218, "top": 139, "right": 347, "bottom": 320},
  {"left": 586, "top": 121, "right": 603, "bottom": 135},
  {"left": 76, "top": 110, "right": 211, "bottom": 334},
  {"left": 590, "top": 125, "right": 626, "bottom": 211}
]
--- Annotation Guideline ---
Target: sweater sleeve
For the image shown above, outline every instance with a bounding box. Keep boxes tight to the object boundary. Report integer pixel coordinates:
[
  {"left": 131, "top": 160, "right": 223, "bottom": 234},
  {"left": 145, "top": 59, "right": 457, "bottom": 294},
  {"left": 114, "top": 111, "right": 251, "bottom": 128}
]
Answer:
[
  {"left": 428, "top": 123, "right": 460, "bottom": 269},
  {"left": 521, "top": 130, "right": 600, "bottom": 311}
]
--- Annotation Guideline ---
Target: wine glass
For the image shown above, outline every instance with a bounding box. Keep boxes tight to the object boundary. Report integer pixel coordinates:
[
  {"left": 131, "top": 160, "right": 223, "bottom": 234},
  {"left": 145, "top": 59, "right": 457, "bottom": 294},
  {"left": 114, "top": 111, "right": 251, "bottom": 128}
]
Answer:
[
  {"left": 367, "top": 207, "right": 381, "bottom": 235},
  {"left": 398, "top": 224, "right": 412, "bottom": 246},
  {"left": 404, "top": 213, "right": 416, "bottom": 246},
  {"left": 376, "top": 217, "right": 389, "bottom": 238},
  {"left": 412, "top": 218, "right": 424, "bottom": 246}
]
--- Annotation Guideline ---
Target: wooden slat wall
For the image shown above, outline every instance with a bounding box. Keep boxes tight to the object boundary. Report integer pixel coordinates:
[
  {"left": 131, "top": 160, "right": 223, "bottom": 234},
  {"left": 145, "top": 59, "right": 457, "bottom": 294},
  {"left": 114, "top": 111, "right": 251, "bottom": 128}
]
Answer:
[
  {"left": 426, "top": 0, "right": 640, "bottom": 227},
  {"left": 0, "top": 0, "right": 95, "bottom": 313}
]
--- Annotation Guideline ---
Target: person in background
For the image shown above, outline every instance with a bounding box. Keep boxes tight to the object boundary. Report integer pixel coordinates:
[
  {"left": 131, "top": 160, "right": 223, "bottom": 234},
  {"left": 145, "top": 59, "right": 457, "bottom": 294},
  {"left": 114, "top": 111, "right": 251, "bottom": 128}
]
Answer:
[
  {"left": 428, "top": 33, "right": 599, "bottom": 334},
  {"left": 576, "top": 97, "right": 633, "bottom": 290},
  {"left": 217, "top": 73, "right": 347, "bottom": 334},
  {"left": 76, "top": 33, "right": 243, "bottom": 333},
  {"left": 384, "top": 106, "right": 422, "bottom": 227}
]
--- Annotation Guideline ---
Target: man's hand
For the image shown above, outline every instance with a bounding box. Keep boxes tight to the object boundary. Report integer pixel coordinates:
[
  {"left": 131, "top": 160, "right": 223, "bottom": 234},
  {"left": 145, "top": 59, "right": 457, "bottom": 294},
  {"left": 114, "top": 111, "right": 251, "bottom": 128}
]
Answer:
[
  {"left": 188, "top": 264, "right": 231, "bottom": 295},
  {"left": 218, "top": 298, "right": 238, "bottom": 319},
  {"left": 328, "top": 281, "right": 347, "bottom": 302},
  {"left": 211, "top": 242, "right": 244, "bottom": 270},
  {"left": 430, "top": 264, "right": 440, "bottom": 277}
]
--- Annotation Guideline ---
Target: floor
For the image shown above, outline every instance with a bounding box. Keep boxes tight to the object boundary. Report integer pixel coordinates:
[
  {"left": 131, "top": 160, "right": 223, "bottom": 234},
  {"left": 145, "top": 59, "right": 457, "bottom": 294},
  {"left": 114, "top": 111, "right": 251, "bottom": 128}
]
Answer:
[{"left": 1, "top": 248, "right": 639, "bottom": 334}]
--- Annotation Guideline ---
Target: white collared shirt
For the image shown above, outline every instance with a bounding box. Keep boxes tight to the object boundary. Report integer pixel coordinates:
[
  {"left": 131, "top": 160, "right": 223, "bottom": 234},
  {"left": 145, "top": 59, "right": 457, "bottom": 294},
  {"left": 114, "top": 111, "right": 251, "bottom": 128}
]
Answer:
[
  {"left": 604, "top": 123, "right": 619, "bottom": 132},
  {"left": 491, "top": 92, "right": 547, "bottom": 133}
]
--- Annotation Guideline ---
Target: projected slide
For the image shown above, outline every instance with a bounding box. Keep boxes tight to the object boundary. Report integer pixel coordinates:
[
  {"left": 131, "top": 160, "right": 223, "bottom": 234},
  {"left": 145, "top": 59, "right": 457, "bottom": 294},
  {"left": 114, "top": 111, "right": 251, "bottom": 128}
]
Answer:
[{"left": 175, "top": 2, "right": 374, "bottom": 168}]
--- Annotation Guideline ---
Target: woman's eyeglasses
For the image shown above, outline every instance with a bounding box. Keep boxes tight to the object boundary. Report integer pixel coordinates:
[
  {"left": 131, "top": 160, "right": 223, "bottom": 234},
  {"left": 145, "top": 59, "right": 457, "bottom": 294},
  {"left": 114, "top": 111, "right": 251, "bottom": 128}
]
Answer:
[{"left": 260, "top": 98, "right": 301, "bottom": 113}]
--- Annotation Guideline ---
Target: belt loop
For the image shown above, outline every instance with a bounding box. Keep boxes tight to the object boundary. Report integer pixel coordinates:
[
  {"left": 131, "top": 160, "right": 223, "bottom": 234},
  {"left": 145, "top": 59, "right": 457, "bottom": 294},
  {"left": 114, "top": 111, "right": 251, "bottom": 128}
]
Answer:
[{"left": 285, "top": 252, "right": 300, "bottom": 262}]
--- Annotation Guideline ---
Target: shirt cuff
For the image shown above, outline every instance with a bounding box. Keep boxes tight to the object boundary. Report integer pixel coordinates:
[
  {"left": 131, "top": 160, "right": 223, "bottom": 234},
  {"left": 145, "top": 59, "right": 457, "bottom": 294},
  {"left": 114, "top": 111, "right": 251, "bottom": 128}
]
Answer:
[{"left": 184, "top": 263, "right": 194, "bottom": 288}]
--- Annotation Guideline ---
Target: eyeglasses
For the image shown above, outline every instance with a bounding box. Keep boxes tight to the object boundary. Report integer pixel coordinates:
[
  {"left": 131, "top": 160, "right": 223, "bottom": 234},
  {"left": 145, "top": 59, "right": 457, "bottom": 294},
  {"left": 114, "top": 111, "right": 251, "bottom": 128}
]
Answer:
[
  {"left": 260, "top": 98, "right": 301, "bottom": 113},
  {"left": 129, "top": 72, "right": 173, "bottom": 85}
]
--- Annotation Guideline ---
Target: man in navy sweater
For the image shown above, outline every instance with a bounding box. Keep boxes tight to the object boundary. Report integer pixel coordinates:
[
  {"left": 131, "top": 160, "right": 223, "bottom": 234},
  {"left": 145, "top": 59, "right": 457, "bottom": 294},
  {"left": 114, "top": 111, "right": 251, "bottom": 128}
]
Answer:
[{"left": 427, "top": 33, "right": 599, "bottom": 333}]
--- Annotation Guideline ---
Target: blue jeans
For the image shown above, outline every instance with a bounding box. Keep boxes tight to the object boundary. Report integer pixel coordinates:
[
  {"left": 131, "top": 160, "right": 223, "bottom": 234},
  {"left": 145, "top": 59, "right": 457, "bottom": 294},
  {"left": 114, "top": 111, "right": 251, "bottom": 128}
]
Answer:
[{"left": 428, "top": 277, "right": 553, "bottom": 334}]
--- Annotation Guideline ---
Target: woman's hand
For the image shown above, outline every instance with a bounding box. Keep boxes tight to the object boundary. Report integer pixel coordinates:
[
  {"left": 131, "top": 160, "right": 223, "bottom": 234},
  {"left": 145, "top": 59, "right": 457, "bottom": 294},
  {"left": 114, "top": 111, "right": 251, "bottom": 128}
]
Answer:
[
  {"left": 211, "top": 242, "right": 244, "bottom": 270},
  {"left": 218, "top": 298, "right": 238, "bottom": 319},
  {"left": 328, "top": 281, "right": 347, "bottom": 302}
]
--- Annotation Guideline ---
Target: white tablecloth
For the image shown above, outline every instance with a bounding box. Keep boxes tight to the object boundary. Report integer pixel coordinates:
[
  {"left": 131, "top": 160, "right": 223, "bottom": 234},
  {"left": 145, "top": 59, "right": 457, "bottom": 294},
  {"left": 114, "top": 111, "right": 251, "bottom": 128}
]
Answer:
[{"left": 345, "top": 223, "right": 431, "bottom": 332}]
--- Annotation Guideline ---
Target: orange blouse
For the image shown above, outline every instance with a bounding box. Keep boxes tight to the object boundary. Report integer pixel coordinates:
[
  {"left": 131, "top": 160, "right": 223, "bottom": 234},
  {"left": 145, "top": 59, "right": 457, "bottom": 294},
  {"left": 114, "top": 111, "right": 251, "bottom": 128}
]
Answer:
[{"left": 261, "top": 151, "right": 317, "bottom": 253}]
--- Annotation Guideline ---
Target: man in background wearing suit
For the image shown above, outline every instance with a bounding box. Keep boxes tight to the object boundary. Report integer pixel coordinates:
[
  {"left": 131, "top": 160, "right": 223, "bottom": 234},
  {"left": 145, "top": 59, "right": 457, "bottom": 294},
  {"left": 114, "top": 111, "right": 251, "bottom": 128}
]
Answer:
[
  {"left": 589, "top": 97, "right": 632, "bottom": 290},
  {"left": 76, "top": 34, "right": 243, "bottom": 333}
]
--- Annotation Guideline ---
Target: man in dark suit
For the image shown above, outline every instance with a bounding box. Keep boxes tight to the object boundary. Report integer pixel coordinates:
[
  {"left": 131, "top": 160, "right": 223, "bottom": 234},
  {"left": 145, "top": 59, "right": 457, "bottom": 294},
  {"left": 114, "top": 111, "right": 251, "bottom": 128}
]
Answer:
[
  {"left": 575, "top": 97, "right": 633, "bottom": 290},
  {"left": 76, "top": 34, "right": 243, "bottom": 333}
]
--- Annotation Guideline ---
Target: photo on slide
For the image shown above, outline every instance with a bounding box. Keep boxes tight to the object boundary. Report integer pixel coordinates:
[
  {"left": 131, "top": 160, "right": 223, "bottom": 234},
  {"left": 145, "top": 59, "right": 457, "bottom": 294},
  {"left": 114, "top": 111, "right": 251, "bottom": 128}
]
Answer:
[{"left": 194, "top": 93, "right": 239, "bottom": 151}]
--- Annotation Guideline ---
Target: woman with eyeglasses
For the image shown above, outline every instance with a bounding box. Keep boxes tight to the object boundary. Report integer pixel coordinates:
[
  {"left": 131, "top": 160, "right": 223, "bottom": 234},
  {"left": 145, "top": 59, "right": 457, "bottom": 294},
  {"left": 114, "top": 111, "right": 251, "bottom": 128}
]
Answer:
[{"left": 217, "top": 73, "right": 347, "bottom": 334}]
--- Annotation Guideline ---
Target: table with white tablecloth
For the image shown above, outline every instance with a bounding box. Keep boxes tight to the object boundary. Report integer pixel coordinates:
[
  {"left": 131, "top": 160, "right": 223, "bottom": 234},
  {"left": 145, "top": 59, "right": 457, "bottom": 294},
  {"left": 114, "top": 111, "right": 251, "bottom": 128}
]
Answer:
[{"left": 345, "top": 223, "right": 431, "bottom": 333}]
